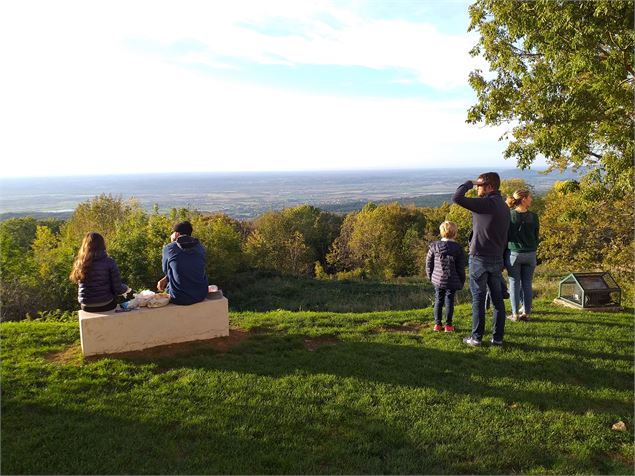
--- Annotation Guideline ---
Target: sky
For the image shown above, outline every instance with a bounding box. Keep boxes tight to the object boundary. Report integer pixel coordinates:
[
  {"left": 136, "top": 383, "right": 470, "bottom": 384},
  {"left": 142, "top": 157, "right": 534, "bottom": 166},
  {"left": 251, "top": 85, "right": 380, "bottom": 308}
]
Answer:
[{"left": 0, "top": 0, "right": 541, "bottom": 177}]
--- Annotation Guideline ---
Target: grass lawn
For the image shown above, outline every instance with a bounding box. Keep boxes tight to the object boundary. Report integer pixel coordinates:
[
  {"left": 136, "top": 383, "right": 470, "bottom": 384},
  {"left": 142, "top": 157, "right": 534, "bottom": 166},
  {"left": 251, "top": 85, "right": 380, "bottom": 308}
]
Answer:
[
  {"left": 1, "top": 300, "right": 633, "bottom": 474},
  {"left": 223, "top": 271, "right": 473, "bottom": 313}
]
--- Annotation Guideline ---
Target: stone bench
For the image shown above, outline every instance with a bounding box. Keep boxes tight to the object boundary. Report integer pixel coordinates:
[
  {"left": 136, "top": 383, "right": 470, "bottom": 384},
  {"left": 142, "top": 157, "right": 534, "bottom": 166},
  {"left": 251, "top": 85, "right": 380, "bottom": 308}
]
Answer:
[{"left": 79, "top": 297, "right": 229, "bottom": 357}]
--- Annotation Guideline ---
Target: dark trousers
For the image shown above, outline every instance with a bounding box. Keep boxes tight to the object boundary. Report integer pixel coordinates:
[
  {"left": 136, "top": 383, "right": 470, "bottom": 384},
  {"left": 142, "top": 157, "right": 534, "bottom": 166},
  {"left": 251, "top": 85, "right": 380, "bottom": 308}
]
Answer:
[
  {"left": 469, "top": 256, "right": 506, "bottom": 342},
  {"left": 433, "top": 287, "right": 456, "bottom": 326},
  {"left": 81, "top": 299, "right": 117, "bottom": 312}
]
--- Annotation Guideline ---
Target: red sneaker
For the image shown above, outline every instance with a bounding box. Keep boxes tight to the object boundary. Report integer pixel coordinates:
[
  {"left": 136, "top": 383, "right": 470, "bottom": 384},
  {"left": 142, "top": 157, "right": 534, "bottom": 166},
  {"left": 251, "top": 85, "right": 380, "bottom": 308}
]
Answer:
[
  {"left": 433, "top": 324, "right": 442, "bottom": 332},
  {"left": 444, "top": 325, "right": 455, "bottom": 333}
]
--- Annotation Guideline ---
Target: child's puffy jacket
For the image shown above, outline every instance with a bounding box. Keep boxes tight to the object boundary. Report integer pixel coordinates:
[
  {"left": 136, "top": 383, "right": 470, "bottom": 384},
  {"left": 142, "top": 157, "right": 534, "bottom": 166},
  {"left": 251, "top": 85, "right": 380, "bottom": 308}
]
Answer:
[{"left": 426, "top": 240, "right": 466, "bottom": 290}]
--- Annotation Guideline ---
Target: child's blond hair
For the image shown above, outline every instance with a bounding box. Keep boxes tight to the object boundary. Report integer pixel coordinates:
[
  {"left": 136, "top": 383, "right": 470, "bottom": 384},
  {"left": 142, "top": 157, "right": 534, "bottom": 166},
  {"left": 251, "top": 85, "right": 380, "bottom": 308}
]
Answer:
[{"left": 439, "top": 221, "right": 458, "bottom": 239}]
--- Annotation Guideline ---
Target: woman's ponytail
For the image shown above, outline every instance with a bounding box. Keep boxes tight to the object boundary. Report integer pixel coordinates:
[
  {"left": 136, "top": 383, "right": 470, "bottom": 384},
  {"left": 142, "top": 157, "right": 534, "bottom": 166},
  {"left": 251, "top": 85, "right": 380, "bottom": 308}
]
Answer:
[{"left": 506, "top": 189, "right": 530, "bottom": 209}]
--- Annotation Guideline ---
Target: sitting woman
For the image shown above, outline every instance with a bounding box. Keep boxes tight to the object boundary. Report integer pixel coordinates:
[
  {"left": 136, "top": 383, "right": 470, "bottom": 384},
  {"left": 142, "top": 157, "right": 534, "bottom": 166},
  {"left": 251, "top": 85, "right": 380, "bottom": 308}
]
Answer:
[{"left": 69, "top": 232, "right": 131, "bottom": 312}]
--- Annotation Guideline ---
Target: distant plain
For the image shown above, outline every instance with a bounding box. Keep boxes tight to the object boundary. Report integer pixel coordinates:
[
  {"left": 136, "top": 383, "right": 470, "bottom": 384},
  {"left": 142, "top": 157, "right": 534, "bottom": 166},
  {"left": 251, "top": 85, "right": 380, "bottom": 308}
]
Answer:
[{"left": 0, "top": 168, "right": 580, "bottom": 220}]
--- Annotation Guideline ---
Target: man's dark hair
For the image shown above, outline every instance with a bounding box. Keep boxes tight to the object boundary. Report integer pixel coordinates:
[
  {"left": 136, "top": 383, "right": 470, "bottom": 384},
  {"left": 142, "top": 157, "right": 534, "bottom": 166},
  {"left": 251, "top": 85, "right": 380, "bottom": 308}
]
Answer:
[
  {"left": 173, "top": 221, "right": 193, "bottom": 236},
  {"left": 477, "top": 172, "right": 501, "bottom": 191}
]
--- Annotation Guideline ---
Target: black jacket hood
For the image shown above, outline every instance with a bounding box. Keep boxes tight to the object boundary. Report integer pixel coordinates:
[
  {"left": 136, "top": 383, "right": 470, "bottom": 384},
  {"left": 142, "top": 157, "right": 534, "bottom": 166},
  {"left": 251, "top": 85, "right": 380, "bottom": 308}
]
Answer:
[{"left": 176, "top": 235, "right": 200, "bottom": 250}]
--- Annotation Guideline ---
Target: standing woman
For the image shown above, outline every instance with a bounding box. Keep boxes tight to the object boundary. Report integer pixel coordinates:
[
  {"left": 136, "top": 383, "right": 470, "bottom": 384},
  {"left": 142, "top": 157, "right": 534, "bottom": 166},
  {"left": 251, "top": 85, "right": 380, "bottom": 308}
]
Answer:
[
  {"left": 506, "top": 189, "right": 539, "bottom": 321},
  {"left": 69, "top": 232, "right": 131, "bottom": 312}
]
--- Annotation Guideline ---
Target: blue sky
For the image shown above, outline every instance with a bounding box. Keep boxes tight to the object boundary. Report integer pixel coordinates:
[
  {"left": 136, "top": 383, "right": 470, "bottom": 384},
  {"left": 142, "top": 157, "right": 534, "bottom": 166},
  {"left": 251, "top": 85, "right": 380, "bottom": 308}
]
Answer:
[{"left": 0, "top": 0, "right": 537, "bottom": 177}]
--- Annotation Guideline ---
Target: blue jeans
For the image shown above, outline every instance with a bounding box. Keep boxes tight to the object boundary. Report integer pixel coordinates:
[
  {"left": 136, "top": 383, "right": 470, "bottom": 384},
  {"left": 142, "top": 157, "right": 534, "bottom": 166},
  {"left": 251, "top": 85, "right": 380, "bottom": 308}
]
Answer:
[
  {"left": 485, "top": 274, "right": 508, "bottom": 310},
  {"left": 469, "top": 256, "right": 506, "bottom": 342},
  {"left": 508, "top": 251, "right": 537, "bottom": 315},
  {"left": 433, "top": 287, "right": 456, "bottom": 325}
]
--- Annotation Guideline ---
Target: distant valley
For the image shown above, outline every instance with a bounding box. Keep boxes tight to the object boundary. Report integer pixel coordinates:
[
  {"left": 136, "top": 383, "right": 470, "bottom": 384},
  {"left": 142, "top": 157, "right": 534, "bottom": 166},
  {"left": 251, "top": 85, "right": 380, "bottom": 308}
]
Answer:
[{"left": 0, "top": 168, "right": 580, "bottom": 221}]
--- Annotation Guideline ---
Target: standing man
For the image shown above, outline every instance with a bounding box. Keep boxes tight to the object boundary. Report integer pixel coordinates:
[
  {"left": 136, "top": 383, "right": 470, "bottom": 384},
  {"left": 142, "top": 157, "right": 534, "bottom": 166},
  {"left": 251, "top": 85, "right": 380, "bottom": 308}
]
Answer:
[
  {"left": 452, "top": 172, "right": 510, "bottom": 346},
  {"left": 157, "top": 221, "right": 208, "bottom": 305}
]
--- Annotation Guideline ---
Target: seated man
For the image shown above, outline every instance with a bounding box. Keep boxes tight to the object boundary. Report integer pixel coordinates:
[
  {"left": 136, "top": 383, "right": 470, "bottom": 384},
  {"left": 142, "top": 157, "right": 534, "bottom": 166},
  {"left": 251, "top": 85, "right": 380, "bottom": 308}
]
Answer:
[{"left": 157, "top": 221, "right": 208, "bottom": 305}]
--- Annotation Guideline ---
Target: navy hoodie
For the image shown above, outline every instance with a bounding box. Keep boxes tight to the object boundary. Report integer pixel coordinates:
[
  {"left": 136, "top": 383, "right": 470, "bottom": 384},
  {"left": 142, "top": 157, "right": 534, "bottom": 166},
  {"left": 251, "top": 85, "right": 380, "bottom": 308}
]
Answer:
[
  {"left": 162, "top": 235, "right": 208, "bottom": 305},
  {"left": 452, "top": 181, "right": 510, "bottom": 257}
]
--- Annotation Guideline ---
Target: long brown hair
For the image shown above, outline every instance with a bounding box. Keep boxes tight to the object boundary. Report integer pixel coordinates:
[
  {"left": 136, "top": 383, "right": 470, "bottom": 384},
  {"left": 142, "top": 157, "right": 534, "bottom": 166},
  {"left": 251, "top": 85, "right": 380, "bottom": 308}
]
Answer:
[
  {"left": 69, "top": 232, "right": 106, "bottom": 283},
  {"left": 506, "top": 189, "right": 531, "bottom": 208}
]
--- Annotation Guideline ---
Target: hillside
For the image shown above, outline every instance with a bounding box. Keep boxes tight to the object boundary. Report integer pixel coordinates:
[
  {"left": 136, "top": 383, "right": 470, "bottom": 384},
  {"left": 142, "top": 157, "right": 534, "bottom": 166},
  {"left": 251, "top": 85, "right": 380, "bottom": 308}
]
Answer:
[{"left": 1, "top": 300, "right": 633, "bottom": 474}]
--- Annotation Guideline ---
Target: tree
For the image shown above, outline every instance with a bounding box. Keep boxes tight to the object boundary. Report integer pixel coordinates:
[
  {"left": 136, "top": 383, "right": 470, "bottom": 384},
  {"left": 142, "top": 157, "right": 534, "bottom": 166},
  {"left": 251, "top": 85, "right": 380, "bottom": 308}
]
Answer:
[
  {"left": 192, "top": 215, "right": 244, "bottom": 283},
  {"left": 327, "top": 202, "right": 427, "bottom": 279},
  {"left": 539, "top": 179, "right": 634, "bottom": 299},
  {"left": 31, "top": 224, "right": 77, "bottom": 313},
  {"left": 64, "top": 194, "right": 136, "bottom": 243},
  {"left": 245, "top": 206, "right": 341, "bottom": 276},
  {"left": 467, "top": 0, "right": 634, "bottom": 195},
  {"left": 278, "top": 205, "right": 342, "bottom": 265},
  {"left": 0, "top": 218, "right": 37, "bottom": 279},
  {"left": 108, "top": 208, "right": 165, "bottom": 290},
  {"left": 326, "top": 210, "right": 358, "bottom": 273},
  {"left": 0, "top": 217, "right": 72, "bottom": 320},
  {"left": 245, "top": 210, "right": 313, "bottom": 276}
]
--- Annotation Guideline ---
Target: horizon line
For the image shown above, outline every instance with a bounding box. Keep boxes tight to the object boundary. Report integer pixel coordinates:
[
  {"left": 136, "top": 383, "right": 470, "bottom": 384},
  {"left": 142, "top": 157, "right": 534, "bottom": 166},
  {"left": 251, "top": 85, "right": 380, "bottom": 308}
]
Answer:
[{"left": 0, "top": 166, "right": 572, "bottom": 180}]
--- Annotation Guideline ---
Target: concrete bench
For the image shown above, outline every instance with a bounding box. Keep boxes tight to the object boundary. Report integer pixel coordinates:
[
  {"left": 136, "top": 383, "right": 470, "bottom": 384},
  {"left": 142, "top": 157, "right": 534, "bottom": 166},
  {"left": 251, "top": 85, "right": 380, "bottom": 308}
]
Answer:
[{"left": 79, "top": 297, "right": 229, "bottom": 357}]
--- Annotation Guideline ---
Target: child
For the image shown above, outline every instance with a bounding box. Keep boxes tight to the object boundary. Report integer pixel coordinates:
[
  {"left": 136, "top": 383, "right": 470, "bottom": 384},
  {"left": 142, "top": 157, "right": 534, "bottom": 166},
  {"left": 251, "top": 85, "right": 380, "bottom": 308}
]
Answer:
[
  {"left": 426, "top": 221, "right": 466, "bottom": 332},
  {"left": 69, "top": 232, "right": 131, "bottom": 312}
]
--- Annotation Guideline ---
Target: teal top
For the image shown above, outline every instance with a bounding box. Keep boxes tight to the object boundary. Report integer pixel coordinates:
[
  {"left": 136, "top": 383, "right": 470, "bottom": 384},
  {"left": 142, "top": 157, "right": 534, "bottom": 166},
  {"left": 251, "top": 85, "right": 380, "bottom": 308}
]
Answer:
[{"left": 507, "top": 210, "right": 540, "bottom": 252}]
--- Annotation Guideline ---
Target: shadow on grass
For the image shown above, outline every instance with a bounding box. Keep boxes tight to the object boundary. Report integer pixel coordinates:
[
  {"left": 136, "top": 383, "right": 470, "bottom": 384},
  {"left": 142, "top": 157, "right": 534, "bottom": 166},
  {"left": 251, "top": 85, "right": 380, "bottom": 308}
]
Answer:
[
  {"left": 529, "top": 317, "right": 628, "bottom": 328},
  {"left": 503, "top": 341, "right": 633, "bottom": 363},
  {"left": 0, "top": 400, "right": 418, "bottom": 475},
  {"left": 2, "top": 392, "right": 597, "bottom": 475},
  {"left": 509, "top": 330, "right": 633, "bottom": 345},
  {"left": 137, "top": 334, "right": 632, "bottom": 416}
]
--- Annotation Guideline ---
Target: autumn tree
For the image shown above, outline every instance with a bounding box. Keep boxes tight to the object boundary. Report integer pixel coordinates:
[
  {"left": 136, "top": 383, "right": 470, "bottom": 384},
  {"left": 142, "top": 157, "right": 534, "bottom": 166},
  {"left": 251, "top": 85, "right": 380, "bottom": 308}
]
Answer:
[
  {"left": 192, "top": 215, "right": 244, "bottom": 283},
  {"left": 539, "top": 179, "right": 634, "bottom": 297},
  {"left": 245, "top": 206, "right": 340, "bottom": 276},
  {"left": 468, "top": 0, "right": 633, "bottom": 292},
  {"left": 327, "top": 202, "right": 427, "bottom": 279},
  {"left": 468, "top": 0, "right": 634, "bottom": 194},
  {"left": 64, "top": 194, "right": 136, "bottom": 242}
]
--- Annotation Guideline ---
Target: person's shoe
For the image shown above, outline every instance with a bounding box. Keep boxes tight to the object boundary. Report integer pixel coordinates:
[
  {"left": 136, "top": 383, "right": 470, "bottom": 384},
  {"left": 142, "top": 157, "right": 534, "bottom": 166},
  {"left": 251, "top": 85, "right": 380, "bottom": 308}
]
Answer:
[
  {"left": 444, "top": 325, "right": 455, "bottom": 333},
  {"left": 519, "top": 313, "right": 530, "bottom": 322},
  {"left": 463, "top": 336, "right": 481, "bottom": 347},
  {"left": 490, "top": 338, "right": 503, "bottom": 346},
  {"left": 507, "top": 314, "right": 519, "bottom": 322},
  {"left": 433, "top": 324, "right": 443, "bottom": 332}
]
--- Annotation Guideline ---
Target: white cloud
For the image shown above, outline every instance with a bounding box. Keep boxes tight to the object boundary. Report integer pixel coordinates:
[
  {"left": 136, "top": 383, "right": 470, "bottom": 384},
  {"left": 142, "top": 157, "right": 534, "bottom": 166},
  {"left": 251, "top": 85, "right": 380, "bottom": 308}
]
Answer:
[
  {"left": 115, "top": 1, "right": 485, "bottom": 90},
  {"left": 0, "top": 0, "right": 481, "bottom": 89},
  {"left": 0, "top": 0, "right": 506, "bottom": 177}
]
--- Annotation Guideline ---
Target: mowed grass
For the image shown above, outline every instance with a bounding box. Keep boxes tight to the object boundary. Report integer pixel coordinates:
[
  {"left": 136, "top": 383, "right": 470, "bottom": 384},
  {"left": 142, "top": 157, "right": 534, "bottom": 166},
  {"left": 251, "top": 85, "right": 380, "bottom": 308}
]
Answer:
[
  {"left": 1, "top": 301, "right": 633, "bottom": 474},
  {"left": 224, "top": 272, "right": 473, "bottom": 313}
]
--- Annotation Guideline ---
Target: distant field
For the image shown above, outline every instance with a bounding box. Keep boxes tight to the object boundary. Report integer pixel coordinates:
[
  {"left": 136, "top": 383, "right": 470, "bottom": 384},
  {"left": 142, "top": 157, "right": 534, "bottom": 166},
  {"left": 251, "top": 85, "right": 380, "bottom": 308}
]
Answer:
[{"left": 0, "top": 168, "right": 581, "bottom": 220}]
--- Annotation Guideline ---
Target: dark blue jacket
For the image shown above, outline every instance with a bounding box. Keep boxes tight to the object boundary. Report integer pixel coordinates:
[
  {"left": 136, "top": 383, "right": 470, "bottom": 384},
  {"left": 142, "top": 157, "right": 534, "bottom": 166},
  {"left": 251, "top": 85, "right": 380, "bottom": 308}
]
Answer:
[
  {"left": 426, "top": 240, "right": 466, "bottom": 290},
  {"left": 452, "top": 181, "right": 510, "bottom": 257},
  {"left": 162, "top": 235, "right": 208, "bottom": 305},
  {"left": 78, "top": 250, "right": 128, "bottom": 305}
]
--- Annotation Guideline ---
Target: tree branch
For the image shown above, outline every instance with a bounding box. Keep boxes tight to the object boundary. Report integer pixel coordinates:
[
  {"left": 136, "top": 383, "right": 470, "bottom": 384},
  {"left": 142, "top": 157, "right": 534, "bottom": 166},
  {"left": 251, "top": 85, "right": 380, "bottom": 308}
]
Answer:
[
  {"left": 505, "top": 41, "right": 543, "bottom": 58},
  {"left": 598, "top": 45, "right": 634, "bottom": 78}
]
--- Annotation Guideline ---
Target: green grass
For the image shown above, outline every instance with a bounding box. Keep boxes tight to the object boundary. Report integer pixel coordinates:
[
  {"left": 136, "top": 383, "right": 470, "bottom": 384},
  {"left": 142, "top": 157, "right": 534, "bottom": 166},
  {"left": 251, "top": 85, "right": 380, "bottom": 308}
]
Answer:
[
  {"left": 1, "top": 300, "right": 633, "bottom": 474},
  {"left": 221, "top": 266, "right": 583, "bottom": 313},
  {"left": 223, "top": 271, "right": 473, "bottom": 312}
]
